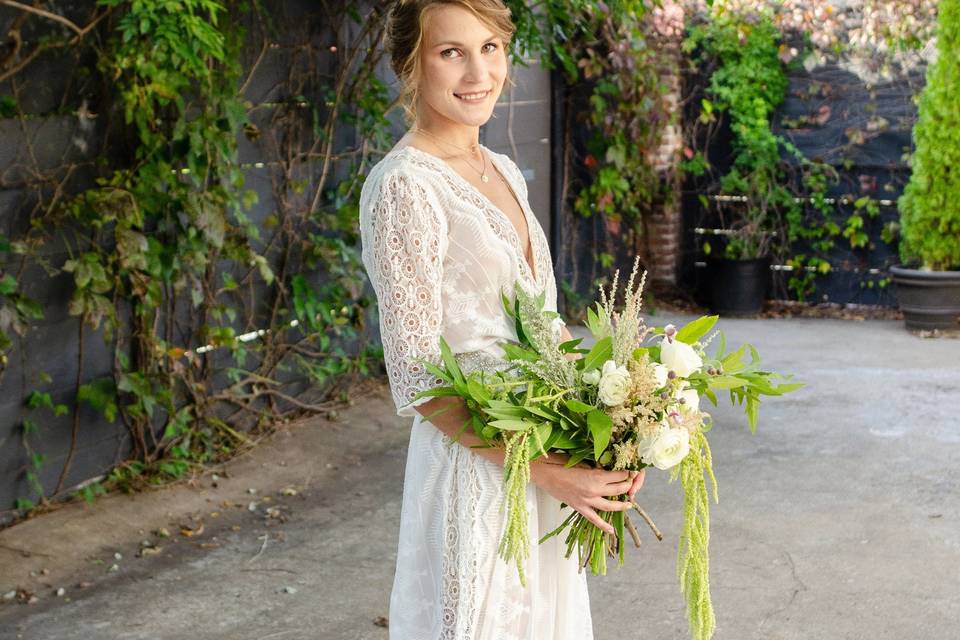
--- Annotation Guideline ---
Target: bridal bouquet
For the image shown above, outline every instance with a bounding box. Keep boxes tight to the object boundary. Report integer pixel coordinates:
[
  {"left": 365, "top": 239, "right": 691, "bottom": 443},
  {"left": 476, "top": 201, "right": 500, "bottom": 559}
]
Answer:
[{"left": 410, "top": 258, "right": 802, "bottom": 640}]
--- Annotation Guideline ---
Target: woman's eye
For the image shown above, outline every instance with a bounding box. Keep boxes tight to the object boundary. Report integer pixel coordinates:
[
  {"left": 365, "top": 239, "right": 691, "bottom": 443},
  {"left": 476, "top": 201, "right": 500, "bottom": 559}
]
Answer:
[
  {"left": 482, "top": 42, "right": 499, "bottom": 54},
  {"left": 440, "top": 48, "right": 461, "bottom": 59}
]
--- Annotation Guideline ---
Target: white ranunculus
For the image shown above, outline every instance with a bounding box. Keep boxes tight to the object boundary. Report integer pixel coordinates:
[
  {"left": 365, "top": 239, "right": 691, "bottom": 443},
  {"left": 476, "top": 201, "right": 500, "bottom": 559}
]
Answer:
[
  {"left": 647, "top": 427, "right": 690, "bottom": 470},
  {"left": 660, "top": 337, "right": 703, "bottom": 378},
  {"left": 597, "top": 359, "right": 631, "bottom": 406},
  {"left": 550, "top": 316, "right": 566, "bottom": 341},
  {"left": 653, "top": 364, "right": 669, "bottom": 388},
  {"left": 582, "top": 369, "right": 602, "bottom": 385},
  {"left": 676, "top": 386, "right": 700, "bottom": 412},
  {"left": 637, "top": 425, "right": 664, "bottom": 463}
]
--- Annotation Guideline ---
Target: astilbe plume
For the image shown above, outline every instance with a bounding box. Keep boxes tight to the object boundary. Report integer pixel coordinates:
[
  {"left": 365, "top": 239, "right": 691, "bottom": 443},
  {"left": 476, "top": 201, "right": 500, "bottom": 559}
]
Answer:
[{"left": 598, "top": 259, "right": 656, "bottom": 367}]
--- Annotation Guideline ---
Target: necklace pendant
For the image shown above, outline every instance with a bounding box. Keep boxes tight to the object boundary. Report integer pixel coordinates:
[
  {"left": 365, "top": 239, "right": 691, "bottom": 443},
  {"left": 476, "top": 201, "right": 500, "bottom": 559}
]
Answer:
[{"left": 481, "top": 173, "right": 489, "bottom": 183}]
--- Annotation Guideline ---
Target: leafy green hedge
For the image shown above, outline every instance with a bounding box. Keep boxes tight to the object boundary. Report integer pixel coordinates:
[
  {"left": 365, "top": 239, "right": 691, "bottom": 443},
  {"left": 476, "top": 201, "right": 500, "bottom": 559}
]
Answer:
[{"left": 898, "top": 0, "right": 960, "bottom": 271}]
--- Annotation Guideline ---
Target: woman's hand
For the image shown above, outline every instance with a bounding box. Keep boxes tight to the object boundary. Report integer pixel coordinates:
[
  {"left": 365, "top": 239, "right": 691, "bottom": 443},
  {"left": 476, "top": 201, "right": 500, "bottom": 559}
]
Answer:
[
  {"left": 530, "top": 454, "right": 638, "bottom": 535},
  {"left": 627, "top": 468, "right": 646, "bottom": 501}
]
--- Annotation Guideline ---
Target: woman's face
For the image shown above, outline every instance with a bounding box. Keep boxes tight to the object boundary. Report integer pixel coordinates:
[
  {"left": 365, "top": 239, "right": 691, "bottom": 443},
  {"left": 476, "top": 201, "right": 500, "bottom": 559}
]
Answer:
[{"left": 417, "top": 4, "right": 508, "bottom": 129}]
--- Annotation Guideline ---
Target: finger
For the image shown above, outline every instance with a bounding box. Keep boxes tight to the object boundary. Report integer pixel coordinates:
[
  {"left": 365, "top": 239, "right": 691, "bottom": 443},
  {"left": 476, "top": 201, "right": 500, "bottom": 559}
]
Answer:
[
  {"left": 577, "top": 505, "right": 615, "bottom": 535},
  {"left": 599, "top": 479, "right": 633, "bottom": 496},
  {"left": 628, "top": 469, "right": 647, "bottom": 499},
  {"left": 598, "top": 469, "right": 632, "bottom": 485},
  {"left": 589, "top": 497, "right": 633, "bottom": 512}
]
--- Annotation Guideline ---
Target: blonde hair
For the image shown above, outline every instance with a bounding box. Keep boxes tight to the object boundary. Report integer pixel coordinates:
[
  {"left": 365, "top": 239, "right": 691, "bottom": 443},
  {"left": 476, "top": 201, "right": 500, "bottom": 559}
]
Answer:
[{"left": 385, "top": 0, "right": 516, "bottom": 122}]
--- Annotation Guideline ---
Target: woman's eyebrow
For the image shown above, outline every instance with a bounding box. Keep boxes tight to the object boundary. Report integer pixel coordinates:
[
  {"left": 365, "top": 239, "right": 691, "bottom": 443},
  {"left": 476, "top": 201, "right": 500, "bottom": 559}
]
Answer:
[{"left": 431, "top": 35, "right": 497, "bottom": 49}]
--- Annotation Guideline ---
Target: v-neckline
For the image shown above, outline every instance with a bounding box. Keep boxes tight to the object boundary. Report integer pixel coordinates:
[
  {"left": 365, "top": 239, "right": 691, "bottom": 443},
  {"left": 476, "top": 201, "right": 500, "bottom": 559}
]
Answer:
[{"left": 398, "top": 145, "right": 540, "bottom": 286}]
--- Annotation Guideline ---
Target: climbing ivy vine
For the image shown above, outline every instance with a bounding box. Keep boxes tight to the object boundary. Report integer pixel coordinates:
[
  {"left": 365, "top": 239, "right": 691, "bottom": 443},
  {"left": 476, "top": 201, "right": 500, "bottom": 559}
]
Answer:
[{"left": 1, "top": 0, "right": 391, "bottom": 516}]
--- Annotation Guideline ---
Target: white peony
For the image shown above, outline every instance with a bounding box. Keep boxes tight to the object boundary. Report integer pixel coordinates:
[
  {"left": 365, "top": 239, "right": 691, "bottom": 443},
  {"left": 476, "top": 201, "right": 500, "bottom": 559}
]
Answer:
[
  {"left": 582, "top": 368, "right": 601, "bottom": 385},
  {"left": 597, "top": 359, "right": 631, "bottom": 406},
  {"left": 647, "top": 427, "right": 690, "bottom": 470},
  {"left": 676, "top": 386, "right": 700, "bottom": 412},
  {"left": 660, "top": 336, "right": 703, "bottom": 378},
  {"left": 652, "top": 363, "right": 669, "bottom": 388}
]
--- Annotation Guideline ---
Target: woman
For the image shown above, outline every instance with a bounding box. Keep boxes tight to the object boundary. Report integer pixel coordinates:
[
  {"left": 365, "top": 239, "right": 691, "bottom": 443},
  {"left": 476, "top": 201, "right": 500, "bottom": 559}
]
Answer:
[{"left": 358, "top": 1, "right": 646, "bottom": 637}]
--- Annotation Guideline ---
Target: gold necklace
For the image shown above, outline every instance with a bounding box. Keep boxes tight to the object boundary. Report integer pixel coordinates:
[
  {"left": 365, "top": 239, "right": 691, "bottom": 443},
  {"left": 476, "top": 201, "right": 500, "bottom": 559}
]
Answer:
[{"left": 413, "top": 127, "right": 490, "bottom": 183}]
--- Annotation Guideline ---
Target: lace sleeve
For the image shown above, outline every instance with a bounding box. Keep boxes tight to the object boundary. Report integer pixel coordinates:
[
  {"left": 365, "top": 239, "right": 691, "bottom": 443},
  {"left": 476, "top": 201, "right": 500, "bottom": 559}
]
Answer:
[{"left": 360, "top": 169, "right": 449, "bottom": 417}]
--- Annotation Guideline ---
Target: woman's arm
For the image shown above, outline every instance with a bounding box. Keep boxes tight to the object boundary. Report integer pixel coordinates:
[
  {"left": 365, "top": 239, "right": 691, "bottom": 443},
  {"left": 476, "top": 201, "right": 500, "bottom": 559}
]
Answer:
[{"left": 415, "top": 382, "right": 637, "bottom": 535}]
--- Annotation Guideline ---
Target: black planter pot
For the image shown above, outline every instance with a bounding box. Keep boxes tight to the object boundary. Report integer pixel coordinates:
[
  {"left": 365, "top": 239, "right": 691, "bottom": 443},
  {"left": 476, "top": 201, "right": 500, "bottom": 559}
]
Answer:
[
  {"left": 890, "top": 265, "right": 960, "bottom": 331},
  {"left": 704, "top": 256, "right": 772, "bottom": 317}
]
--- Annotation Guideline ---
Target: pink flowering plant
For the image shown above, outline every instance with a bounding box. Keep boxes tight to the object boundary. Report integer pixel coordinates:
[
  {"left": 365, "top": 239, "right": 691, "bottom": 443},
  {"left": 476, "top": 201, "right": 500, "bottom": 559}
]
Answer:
[{"left": 410, "top": 257, "right": 803, "bottom": 640}]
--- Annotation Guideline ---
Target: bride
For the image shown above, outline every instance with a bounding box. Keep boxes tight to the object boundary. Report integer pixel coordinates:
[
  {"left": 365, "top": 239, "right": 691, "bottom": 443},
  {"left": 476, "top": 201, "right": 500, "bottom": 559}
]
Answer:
[{"left": 359, "top": 1, "right": 646, "bottom": 637}]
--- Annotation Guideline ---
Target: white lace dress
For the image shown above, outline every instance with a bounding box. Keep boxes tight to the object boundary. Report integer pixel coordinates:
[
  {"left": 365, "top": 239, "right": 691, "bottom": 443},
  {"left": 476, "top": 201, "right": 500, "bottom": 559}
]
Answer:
[{"left": 359, "top": 145, "right": 594, "bottom": 640}]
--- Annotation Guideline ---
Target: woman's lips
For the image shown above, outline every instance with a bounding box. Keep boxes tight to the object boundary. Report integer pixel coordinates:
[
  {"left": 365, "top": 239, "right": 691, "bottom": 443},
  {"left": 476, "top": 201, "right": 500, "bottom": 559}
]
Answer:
[{"left": 454, "top": 90, "right": 491, "bottom": 103}]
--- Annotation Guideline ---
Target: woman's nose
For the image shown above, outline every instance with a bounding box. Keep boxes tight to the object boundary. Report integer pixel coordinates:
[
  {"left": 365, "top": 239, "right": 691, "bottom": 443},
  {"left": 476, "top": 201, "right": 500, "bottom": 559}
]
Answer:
[{"left": 463, "top": 53, "right": 487, "bottom": 83}]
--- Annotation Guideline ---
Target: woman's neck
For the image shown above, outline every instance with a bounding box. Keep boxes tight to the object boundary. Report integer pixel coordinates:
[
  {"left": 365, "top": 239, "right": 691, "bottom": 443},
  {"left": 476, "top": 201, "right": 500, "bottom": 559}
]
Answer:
[{"left": 413, "top": 114, "right": 481, "bottom": 157}]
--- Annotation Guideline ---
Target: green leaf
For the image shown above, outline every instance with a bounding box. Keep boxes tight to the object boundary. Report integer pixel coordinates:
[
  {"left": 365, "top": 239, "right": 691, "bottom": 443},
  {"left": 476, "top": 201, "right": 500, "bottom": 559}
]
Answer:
[
  {"left": 438, "top": 337, "right": 464, "bottom": 387},
  {"left": 714, "top": 332, "right": 727, "bottom": 359},
  {"left": 746, "top": 395, "right": 760, "bottom": 433},
  {"left": 410, "top": 386, "right": 460, "bottom": 401},
  {"left": 421, "top": 359, "right": 453, "bottom": 384},
  {"left": 675, "top": 315, "right": 719, "bottom": 344},
  {"left": 26, "top": 391, "right": 53, "bottom": 410},
  {"left": 564, "top": 398, "right": 594, "bottom": 414},
  {"left": 78, "top": 378, "right": 118, "bottom": 423},
  {"left": 583, "top": 336, "right": 612, "bottom": 372},
  {"left": 501, "top": 289, "right": 514, "bottom": 317},
  {"left": 708, "top": 375, "right": 748, "bottom": 390},
  {"left": 0, "top": 273, "right": 16, "bottom": 295},
  {"left": 550, "top": 430, "right": 581, "bottom": 449},
  {"left": 489, "top": 418, "right": 537, "bottom": 432},
  {"left": 587, "top": 409, "right": 612, "bottom": 461},
  {"left": 566, "top": 447, "right": 592, "bottom": 468},
  {"left": 527, "top": 422, "right": 553, "bottom": 460},
  {"left": 466, "top": 377, "right": 492, "bottom": 404},
  {"left": 501, "top": 342, "right": 539, "bottom": 362},
  {"left": 721, "top": 345, "right": 749, "bottom": 373}
]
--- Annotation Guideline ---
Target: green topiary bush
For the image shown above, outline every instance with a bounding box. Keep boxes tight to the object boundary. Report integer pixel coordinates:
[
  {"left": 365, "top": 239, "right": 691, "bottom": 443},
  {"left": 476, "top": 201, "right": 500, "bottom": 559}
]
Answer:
[{"left": 898, "top": 0, "right": 960, "bottom": 271}]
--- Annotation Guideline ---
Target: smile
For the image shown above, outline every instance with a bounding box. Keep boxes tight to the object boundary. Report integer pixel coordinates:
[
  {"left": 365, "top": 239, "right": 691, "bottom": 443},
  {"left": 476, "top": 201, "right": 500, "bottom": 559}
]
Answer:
[{"left": 454, "top": 90, "right": 491, "bottom": 102}]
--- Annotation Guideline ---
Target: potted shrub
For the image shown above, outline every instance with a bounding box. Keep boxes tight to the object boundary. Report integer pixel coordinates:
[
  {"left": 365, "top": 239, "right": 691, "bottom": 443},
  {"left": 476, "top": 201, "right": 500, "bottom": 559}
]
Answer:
[
  {"left": 892, "top": 0, "right": 960, "bottom": 331},
  {"left": 688, "top": 10, "right": 791, "bottom": 316}
]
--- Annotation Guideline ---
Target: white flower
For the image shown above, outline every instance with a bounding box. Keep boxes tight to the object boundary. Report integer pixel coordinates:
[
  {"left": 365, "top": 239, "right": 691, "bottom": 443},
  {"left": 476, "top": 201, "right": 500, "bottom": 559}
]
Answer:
[
  {"left": 637, "top": 424, "right": 664, "bottom": 462},
  {"left": 660, "top": 336, "right": 703, "bottom": 378},
  {"left": 653, "top": 364, "right": 669, "bottom": 388},
  {"left": 597, "top": 359, "right": 631, "bottom": 406},
  {"left": 550, "top": 316, "right": 566, "bottom": 341},
  {"left": 646, "top": 426, "right": 690, "bottom": 470},
  {"left": 676, "top": 386, "right": 700, "bottom": 413},
  {"left": 582, "top": 369, "right": 602, "bottom": 385}
]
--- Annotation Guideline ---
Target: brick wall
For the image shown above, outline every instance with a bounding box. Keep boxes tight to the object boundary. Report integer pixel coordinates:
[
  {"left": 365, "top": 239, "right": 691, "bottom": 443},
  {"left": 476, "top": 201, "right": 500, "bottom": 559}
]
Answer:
[{"left": 645, "top": 40, "right": 684, "bottom": 286}]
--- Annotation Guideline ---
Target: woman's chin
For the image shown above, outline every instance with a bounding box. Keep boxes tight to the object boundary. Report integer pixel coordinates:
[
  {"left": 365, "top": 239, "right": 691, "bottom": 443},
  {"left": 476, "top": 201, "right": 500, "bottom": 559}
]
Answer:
[{"left": 451, "top": 106, "right": 496, "bottom": 127}]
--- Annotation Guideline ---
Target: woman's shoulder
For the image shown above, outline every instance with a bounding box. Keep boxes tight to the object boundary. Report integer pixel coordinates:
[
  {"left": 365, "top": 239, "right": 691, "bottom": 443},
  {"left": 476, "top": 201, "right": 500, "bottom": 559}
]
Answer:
[{"left": 362, "top": 146, "right": 447, "bottom": 200}]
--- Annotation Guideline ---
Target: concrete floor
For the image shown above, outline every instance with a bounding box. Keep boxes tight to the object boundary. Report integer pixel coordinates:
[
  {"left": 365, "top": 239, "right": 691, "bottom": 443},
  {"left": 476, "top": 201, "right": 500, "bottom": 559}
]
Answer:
[{"left": 0, "top": 312, "right": 958, "bottom": 640}]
